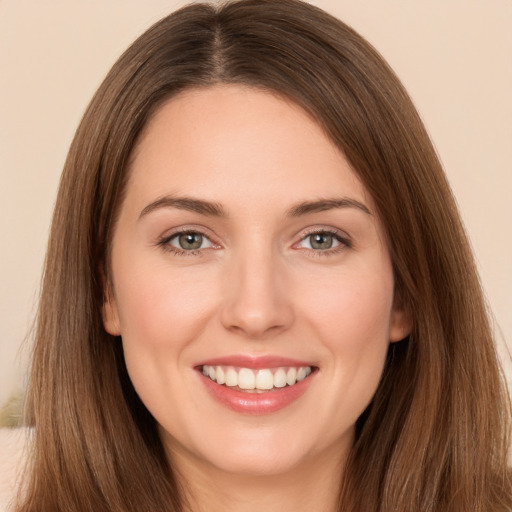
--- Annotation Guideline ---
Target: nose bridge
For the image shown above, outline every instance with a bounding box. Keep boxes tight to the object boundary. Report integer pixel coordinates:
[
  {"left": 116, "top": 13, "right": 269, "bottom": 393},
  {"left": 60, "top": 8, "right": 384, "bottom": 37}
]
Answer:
[{"left": 221, "top": 238, "right": 293, "bottom": 338}]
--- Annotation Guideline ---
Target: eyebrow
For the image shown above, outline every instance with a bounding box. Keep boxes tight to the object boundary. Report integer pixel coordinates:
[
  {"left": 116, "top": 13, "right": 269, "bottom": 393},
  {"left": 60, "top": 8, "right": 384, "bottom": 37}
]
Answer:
[
  {"left": 139, "top": 196, "right": 227, "bottom": 219},
  {"left": 139, "top": 195, "right": 371, "bottom": 220},
  {"left": 286, "top": 198, "right": 372, "bottom": 217}
]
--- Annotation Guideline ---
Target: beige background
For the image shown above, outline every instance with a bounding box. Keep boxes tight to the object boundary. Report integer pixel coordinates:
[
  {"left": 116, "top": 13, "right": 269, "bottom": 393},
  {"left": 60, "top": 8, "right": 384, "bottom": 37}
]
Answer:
[{"left": 1, "top": 0, "right": 511, "bottom": 408}]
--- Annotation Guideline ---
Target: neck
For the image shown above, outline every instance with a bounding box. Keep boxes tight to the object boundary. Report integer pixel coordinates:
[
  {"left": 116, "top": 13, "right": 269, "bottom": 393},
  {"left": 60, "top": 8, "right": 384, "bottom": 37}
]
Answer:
[{"left": 171, "top": 444, "right": 349, "bottom": 512}]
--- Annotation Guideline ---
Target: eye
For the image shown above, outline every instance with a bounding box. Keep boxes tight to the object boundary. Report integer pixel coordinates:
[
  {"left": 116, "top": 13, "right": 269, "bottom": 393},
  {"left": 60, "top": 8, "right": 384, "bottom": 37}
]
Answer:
[
  {"left": 167, "top": 231, "right": 213, "bottom": 251},
  {"left": 297, "top": 231, "right": 347, "bottom": 251}
]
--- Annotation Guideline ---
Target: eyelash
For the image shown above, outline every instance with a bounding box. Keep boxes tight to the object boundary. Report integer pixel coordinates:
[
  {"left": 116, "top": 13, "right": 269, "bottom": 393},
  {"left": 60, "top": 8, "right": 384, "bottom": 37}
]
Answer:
[
  {"left": 157, "top": 228, "right": 351, "bottom": 257},
  {"left": 296, "top": 228, "right": 352, "bottom": 257},
  {"left": 157, "top": 228, "right": 216, "bottom": 257}
]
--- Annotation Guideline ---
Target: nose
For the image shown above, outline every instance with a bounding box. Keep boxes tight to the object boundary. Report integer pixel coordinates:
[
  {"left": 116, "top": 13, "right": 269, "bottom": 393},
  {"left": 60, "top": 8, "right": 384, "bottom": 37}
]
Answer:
[{"left": 220, "top": 246, "right": 294, "bottom": 339}]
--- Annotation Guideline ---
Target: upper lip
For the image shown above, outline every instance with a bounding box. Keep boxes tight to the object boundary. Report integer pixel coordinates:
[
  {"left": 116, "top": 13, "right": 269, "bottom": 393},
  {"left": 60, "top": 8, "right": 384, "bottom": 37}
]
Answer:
[{"left": 195, "top": 355, "right": 316, "bottom": 370}]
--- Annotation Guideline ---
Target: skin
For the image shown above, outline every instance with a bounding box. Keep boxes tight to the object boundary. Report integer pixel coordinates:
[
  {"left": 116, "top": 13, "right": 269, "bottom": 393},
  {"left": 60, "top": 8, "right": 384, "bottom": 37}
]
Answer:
[{"left": 103, "top": 85, "right": 410, "bottom": 512}]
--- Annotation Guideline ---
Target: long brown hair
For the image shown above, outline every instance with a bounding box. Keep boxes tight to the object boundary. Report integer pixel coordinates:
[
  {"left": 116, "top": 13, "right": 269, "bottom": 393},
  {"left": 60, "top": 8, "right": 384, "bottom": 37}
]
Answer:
[{"left": 18, "top": 1, "right": 511, "bottom": 510}]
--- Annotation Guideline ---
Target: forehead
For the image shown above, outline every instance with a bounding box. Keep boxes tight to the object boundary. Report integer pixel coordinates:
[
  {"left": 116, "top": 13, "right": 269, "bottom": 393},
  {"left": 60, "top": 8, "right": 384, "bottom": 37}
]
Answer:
[{"left": 126, "top": 85, "right": 371, "bottom": 212}]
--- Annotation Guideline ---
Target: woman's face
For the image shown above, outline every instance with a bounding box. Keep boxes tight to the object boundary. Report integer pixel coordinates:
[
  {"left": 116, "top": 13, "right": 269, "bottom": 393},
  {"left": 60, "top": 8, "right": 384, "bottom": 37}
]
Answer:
[{"left": 103, "top": 85, "right": 409, "bottom": 477}]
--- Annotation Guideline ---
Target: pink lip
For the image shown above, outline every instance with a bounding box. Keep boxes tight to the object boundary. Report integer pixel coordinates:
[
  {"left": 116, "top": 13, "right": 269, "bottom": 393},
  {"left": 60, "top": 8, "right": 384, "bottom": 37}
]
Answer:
[
  {"left": 195, "top": 355, "right": 317, "bottom": 415},
  {"left": 196, "top": 354, "right": 314, "bottom": 369}
]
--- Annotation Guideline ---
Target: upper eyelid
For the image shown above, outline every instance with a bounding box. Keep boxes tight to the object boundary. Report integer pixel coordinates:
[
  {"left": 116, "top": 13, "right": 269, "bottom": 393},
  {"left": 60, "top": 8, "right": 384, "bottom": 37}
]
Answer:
[
  {"left": 159, "top": 225, "right": 218, "bottom": 242},
  {"left": 296, "top": 226, "right": 350, "bottom": 240}
]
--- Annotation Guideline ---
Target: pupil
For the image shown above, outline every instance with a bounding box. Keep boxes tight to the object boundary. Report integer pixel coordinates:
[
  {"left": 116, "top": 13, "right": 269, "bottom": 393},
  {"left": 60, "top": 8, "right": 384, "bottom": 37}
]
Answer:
[
  {"left": 311, "top": 233, "right": 333, "bottom": 250},
  {"left": 179, "top": 233, "right": 202, "bottom": 250}
]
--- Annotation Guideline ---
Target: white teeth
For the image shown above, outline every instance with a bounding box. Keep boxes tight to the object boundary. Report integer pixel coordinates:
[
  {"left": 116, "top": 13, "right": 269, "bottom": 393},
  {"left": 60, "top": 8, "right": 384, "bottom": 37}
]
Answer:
[
  {"left": 201, "top": 365, "right": 313, "bottom": 390},
  {"left": 255, "top": 369, "right": 274, "bottom": 390},
  {"left": 238, "top": 368, "right": 255, "bottom": 390},
  {"left": 286, "top": 367, "right": 297, "bottom": 386},
  {"left": 273, "top": 368, "right": 287, "bottom": 388},
  {"left": 225, "top": 367, "right": 238, "bottom": 387},
  {"left": 296, "top": 367, "right": 307, "bottom": 381},
  {"left": 216, "top": 366, "right": 225, "bottom": 385}
]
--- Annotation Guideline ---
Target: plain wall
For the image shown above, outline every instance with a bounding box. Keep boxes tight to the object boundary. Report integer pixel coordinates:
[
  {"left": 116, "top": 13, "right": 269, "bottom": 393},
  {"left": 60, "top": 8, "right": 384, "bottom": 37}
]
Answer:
[{"left": 1, "top": 0, "right": 511, "bottom": 408}]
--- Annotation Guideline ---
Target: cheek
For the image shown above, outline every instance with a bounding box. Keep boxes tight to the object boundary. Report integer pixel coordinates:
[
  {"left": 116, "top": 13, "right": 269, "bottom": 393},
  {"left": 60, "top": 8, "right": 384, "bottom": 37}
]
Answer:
[
  {"left": 298, "top": 264, "right": 394, "bottom": 400},
  {"left": 114, "top": 261, "right": 217, "bottom": 349},
  {"left": 112, "top": 261, "right": 220, "bottom": 418},
  {"left": 302, "top": 266, "right": 394, "bottom": 345}
]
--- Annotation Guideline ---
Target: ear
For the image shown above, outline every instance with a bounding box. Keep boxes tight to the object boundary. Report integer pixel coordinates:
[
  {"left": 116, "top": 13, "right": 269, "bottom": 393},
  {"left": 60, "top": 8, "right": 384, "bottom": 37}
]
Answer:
[
  {"left": 389, "top": 307, "right": 413, "bottom": 342},
  {"left": 99, "top": 266, "right": 121, "bottom": 336},
  {"left": 102, "top": 288, "right": 121, "bottom": 336},
  {"left": 389, "top": 291, "right": 413, "bottom": 343}
]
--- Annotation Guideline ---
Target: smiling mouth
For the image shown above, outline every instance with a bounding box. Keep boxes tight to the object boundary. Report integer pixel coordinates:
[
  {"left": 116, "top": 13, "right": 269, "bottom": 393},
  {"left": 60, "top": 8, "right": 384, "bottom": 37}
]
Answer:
[{"left": 201, "top": 365, "right": 314, "bottom": 393}]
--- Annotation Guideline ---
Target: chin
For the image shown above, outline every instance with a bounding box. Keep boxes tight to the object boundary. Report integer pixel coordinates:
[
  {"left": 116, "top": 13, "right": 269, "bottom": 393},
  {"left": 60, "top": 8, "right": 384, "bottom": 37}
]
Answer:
[
  {"left": 163, "top": 416, "right": 351, "bottom": 479},
  {"left": 198, "top": 442, "right": 312, "bottom": 477}
]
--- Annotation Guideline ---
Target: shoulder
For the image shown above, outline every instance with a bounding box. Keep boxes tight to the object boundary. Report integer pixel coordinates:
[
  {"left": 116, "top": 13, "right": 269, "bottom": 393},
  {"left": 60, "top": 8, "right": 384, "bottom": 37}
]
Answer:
[{"left": 0, "top": 428, "right": 30, "bottom": 512}]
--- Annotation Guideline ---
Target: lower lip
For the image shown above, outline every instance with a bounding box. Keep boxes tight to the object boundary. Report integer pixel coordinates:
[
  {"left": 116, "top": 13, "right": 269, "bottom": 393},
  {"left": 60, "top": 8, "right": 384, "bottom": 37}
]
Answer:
[{"left": 198, "top": 370, "right": 316, "bottom": 414}]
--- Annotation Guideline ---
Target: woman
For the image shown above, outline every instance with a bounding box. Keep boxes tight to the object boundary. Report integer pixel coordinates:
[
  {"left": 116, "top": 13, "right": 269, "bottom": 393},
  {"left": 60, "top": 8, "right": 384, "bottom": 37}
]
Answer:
[{"left": 4, "top": 0, "right": 511, "bottom": 510}]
